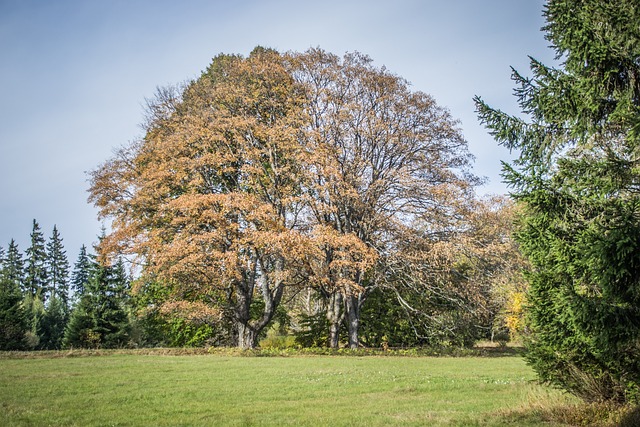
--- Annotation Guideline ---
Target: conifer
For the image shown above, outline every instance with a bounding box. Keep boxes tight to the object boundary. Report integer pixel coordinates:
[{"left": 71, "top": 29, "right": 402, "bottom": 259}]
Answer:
[
  {"left": 70, "top": 245, "right": 94, "bottom": 303},
  {"left": 24, "top": 220, "right": 48, "bottom": 301},
  {"left": 0, "top": 274, "right": 28, "bottom": 350},
  {"left": 4, "top": 240, "right": 25, "bottom": 289},
  {"left": 46, "top": 225, "right": 70, "bottom": 309},
  {"left": 475, "top": 0, "right": 640, "bottom": 403}
]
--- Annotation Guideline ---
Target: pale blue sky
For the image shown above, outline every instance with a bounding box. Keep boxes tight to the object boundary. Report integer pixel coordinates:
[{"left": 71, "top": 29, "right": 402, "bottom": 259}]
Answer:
[{"left": 0, "top": 0, "right": 554, "bottom": 258}]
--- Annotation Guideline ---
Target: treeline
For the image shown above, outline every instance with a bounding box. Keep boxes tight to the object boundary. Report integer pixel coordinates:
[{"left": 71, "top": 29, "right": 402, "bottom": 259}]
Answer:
[
  {"left": 1, "top": 49, "right": 529, "bottom": 352},
  {"left": 1, "top": 211, "right": 524, "bottom": 351},
  {"left": 0, "top": 220, "right": 130, "bottom": 350}
]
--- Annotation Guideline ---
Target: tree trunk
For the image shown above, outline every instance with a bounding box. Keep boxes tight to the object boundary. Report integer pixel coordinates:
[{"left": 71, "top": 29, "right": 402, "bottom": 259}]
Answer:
[
  {"left": 327, "top": 291, "right": 343, "bottom": 348},
  {"left": 345, "top": 294, "right": 360, "bottom": 349},
  {"left": 237, "top": 322, "right": 258, "bottom": 350},
  {"left": 233, "top": 255, "right": 286, "bottom": 350},
  {"left": 233, "top": 269, "right": 255, "bottom": 349}
]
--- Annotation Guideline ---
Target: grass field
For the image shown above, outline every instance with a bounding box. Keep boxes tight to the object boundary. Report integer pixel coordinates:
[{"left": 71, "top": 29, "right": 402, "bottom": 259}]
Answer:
[{"left": 0, "top": 351, "right": 598, "bottom": 426}]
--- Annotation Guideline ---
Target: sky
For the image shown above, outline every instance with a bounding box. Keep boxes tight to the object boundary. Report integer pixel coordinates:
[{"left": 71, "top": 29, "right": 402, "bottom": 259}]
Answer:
[{"left": 0, "top": 0, "right": 556, "bottom": 260}]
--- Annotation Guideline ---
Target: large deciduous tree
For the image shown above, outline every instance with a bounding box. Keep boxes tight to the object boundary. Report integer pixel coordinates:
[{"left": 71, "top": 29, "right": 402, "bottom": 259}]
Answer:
[
  {"left": 290, "top": 48, "right": 479, "bottom": 348},
  {"left": 476, "top": 0, "right": 640, "bottom": 403},
  {"left": 90, "top": 48, "right": 309, "bottom": 349},
  {"left": 91, "top": 46, "right": 480, "bottom": 350}
]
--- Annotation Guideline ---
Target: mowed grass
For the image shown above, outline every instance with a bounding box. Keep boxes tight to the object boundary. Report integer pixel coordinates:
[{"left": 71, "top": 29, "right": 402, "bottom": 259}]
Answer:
[{"left": 0, "top": 353, "right": 578, "bottom": 426}]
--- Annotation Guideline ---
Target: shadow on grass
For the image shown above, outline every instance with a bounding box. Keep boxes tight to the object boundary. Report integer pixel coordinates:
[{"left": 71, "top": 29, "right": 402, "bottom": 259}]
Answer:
[
  {"left": 618, "top": 405, "right": 640, "bottom": 427},
  {"left": 495, "top": 402, "right": 640, "bottom": 427}
]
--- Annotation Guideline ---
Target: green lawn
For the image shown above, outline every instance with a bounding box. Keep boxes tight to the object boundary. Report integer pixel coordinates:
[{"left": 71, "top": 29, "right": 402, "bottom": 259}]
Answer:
[{"left": 0, "top": 353, "right": 578, "bottom": 426}]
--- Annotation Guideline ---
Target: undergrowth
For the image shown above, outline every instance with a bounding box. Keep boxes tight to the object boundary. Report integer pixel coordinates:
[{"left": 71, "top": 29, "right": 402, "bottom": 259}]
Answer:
[{"left": 0, "top": 344, "right": 522, "bottom": 359}]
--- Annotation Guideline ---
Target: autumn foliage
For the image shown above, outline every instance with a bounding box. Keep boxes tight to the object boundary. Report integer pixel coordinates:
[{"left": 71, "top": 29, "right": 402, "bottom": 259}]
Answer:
[{"left": 90, "top": 47, "right": 514, "bottom": 349}]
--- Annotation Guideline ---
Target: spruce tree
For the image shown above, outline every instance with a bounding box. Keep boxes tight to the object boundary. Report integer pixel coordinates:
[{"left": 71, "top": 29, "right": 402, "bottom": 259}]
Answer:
[
  {"left": 24, "top": 220, "right": 48, "bottom": 302},
  {"left": 63, "top": 260, "right": 130, "bottom": 349},
  {"left": 476, "top": 0, "right": 640, "bottom": 403},
  {"left": 39, "top": 295, "right": 67, "bottom": 350},
  {"left": 46, "top": 225, "right": 70, "bottom": 309},
  {"left": 94, "top": 259, "right": 131, "bottom": 348},
  {"left": 62, "top": 296, "right": 97, "bottom": 348},
  {"left": 0, "top": 275, "right": 28, "bottom": 350},
  {"left": 4, "top": 240, "right": 25, "bottom": 290},
  {"left": 22, "top": 292, "right": 44, "bottom": 349},
  {"left": 70, "top": 245, "right": 94, "bottom": 303},
  {"left": 40, "top": 225, "right": 71, "bottom": 350}
]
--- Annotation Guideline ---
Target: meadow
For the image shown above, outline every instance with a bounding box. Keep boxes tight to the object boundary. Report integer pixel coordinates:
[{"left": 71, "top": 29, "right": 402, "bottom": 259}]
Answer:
[{"left": 0, "top": 350, "right": 620, "bottom": 426}]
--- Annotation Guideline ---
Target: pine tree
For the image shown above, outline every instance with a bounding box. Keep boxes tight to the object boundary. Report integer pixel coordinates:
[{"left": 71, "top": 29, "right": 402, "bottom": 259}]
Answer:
[
  {"left": 39, "top": 295, "right": 67, "bottom": 350},
  {"left": 70, "top": 245, "right": 94, "bottom": 303},
  {"left": 40, "top": 225, "right": 71, "bottom": 350},
  {"left": 62, "top": 296, "right": 97, "bottom": 349},
  {"left": 0, "top": 274, "right": 28, "bottom": 350},
  {"left": 24, "top": 220, "right": 48, "bottom": 302},
  {"left": 4, "top": 240, "right": 25, "bottom": 290},
  {"left": 63, "top": 260, "right": 130, "bottom": 349},
  {"left": 475, "top": 0, "right": 640, "bottom": 403},
  {"left": 94, "top": 260, "right": 131, "bottom": 348},
  {"left": 22, "top": 292, "right": 44, "bottom": 349},
  {"left": 46, "top": 225, "right": 70, "bottom": 309}
]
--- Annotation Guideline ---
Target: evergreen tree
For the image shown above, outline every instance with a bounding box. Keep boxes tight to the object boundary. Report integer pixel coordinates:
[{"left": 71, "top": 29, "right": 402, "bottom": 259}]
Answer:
[
  {"left": 24, "top": 220, "right": 48, "bottom": 302},
  {"left": 40, "top": 225, "right": 71, "bottom": 350},
  {"left": 22, "top": 292, "right": 45, "bottom": 349},
  {"left": 46, "top": 225, "right": 70, "bottom": 309},
  {"left": 4, "top": 240, "right": 25, "bottom": 290},
  {"left": 111, "top": 257, "right": 130, "bottom": 301},
  {"left": 39, "top": 295, "right": 67, "bottom": 350},
  {"left": 64, "top": 260, "right": 130, "bottom": 349},
  {"left": 0, "top": 275, "right": 28, "bottom": 350},
  {"left": 93, "top": 260, "right": 131, "bottom": 348},
  {"left": 70, "top": 245, "right": 94, "bottom": 304},
  {"left": 62, "top": 296, "right": 97, "bottom": 349},
  {"left": 476, "top": 0, "right": 640, "bottom": 403}
]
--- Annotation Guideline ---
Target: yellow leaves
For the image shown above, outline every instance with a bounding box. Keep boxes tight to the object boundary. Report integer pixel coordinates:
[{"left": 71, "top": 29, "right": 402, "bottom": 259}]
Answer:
[{"left": 504, "top": 291, "right": 526, "bottom": 338}]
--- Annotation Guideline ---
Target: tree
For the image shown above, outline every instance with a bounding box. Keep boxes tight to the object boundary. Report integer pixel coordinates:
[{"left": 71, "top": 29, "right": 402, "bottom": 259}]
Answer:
[
  {"left": 4, "top": 239, "right": 25, "bottom": 290},
  {"left": 71, "top": 245, "right": 94, "bottom": 303},
  {"left": 290, "top": 48, "right": 479, "bottom": 348},
  {"left": 24, "top": 220, "right": 48, "bottom": 302},
  {"left": 89, "top": 48, "right": 310, "bottom": 349},
  {"left": 131, "top": 278, "right": 227, "bottom": 347},
  {"left": 38, "top": 295, "right": 67, "bottom": 350},
  {"left": 91, "top": 46, "right": 485, "bottom": 350},
  {"left": 22, "top": 292, "right": 44, "bottom": 349},
  {"left": 46, "top": 225, "right": 70, "bottom": 309},
  {"left": 32, "top": 228, "right": 72, "bottom": 350},
  {"left": 476, "top": 0, "right": 640, "bottom": 403},
  {"left": 0, "top": 274, "right": 28, "bottom": 350},
  {"left": 63, "top": 260, "right": 131, "bottom": 349}
]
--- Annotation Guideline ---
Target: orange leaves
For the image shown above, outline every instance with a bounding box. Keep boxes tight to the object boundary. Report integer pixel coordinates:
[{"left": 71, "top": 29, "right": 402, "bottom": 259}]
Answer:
[
  {"left": 159, "top": 300, "right": 222, "bottom": 324},
  {"left": 90, "top": 46, "right": 503, "bottom": 350},
  {"left": 305, "top": 225, "right": 378, "bottom": 294}
]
